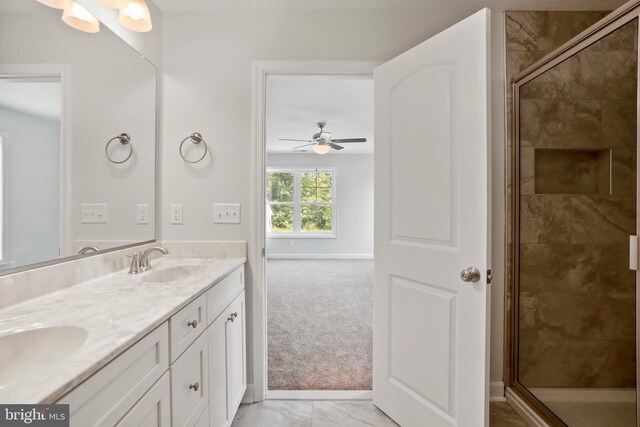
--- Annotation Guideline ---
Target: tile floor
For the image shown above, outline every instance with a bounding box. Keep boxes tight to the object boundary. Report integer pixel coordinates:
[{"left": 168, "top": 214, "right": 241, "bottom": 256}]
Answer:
[{"left": 231, "top": 400, "right": 529, "bottom": 427}]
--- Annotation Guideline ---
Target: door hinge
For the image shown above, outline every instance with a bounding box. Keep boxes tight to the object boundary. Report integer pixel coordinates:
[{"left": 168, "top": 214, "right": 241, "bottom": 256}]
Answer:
[
  {"left": 486, "top": 269, "right": 493, "bottom": 284},
  {"left": 261, "top": 247, "right": 265, "bottom": 258}
]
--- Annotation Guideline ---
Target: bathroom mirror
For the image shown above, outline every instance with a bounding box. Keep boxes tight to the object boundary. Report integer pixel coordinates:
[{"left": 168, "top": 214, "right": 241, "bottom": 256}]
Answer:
[{"left": 0, "top": 1, "right": 156, "bottom": 272}]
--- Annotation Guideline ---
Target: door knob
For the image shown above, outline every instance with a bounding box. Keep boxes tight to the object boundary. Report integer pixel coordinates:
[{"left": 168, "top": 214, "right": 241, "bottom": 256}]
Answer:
[{"left": 460, "top": 267, "right": 481, "bottom": 283}]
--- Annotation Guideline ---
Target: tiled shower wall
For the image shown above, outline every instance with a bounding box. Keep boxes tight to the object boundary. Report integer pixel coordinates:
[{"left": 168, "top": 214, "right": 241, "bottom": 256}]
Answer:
[{"left": 506, "top": 11, "right": 637, "bottom": 388}]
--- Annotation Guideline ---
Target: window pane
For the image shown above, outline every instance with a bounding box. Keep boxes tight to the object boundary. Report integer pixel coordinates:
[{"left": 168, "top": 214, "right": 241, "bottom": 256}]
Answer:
[
  {"left": 266, "top": 172, "right": 294, "bottom": 202},
  {"left": 301, "top": 205, "right": 332, "bottom": 233},
  {"left": 268, "top": 204, "right": 293, "bottom": 232},
  {"left": 301, "top": 171, "right": 333, "bottom": 203},
  {"left": 301, "top": 186, "right": 317, "bottom": 202}
]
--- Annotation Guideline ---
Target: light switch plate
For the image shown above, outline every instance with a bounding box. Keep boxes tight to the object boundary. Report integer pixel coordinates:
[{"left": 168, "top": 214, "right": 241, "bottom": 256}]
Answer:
[
  {"left": 171, "top": 204, "right": 183, "bottom": 225},
  {"left": 137, "top": 204, "right": 149, "bottom": 224},
  {"left": 81, "top": 203, "right": 108, "bottom": 224},
  {"left": 213, "top": 203, "right": 241, "bottom": 224}
]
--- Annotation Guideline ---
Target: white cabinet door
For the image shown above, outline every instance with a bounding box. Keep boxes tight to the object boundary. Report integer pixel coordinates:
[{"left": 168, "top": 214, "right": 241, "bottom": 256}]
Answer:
[
  {"left": 373, "top": 8, "right": 491, "bottom": 427},
  {"left": 117, "top": 372, "right": 171, "bottom": 427},
  {"left": 171, "top": 332, "right": 209, "bottom": 427},
  {"left": 225, "top": 291, "right": 246, "bottom": 419},
  {"left": 209, "top": 290, "right": 246, "bottom": 427}
]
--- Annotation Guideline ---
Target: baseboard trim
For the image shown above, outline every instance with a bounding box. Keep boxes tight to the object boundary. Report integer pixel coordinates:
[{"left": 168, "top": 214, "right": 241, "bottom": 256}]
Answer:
[
  {"left": 490, "top": 381, "right": 506, "bottom": 402},
  {"left": 505, "top": 387, "right": 550, "bottom": 427},
  {"left": 527, "top": 387, "right": 635, "bottom": 403},
  {"left": 266, "top": 390, "right": 373, "bottom": 400},
  {"left": 242, "top": 384, "right": 255, "bottom": 404},
  {"left": 266, "top": 254, "right": 374, "bottom": 260}
]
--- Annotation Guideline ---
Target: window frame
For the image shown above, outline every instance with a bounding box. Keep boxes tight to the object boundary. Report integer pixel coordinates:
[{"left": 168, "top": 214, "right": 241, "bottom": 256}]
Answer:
[{"left": 266, "top": 168, "right": 337, "bottom": 239}]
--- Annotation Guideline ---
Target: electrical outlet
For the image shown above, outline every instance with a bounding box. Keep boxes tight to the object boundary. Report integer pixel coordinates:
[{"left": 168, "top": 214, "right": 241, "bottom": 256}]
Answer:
[
  {"left": 170, "top": 204, "right": 183, "bottom": 225},
  {"left": 81, "top": 203, "right": 108, "bottom": 224},
  {"left": 137, "top": 204, "right": 149, "bottom": 224},
  {"left": 213, "top": 203, "right": 241, "bottom": 224}
]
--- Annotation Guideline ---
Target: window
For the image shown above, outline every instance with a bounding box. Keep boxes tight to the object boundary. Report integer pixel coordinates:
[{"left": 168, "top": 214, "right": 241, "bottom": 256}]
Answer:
[{"left": 266, "top": 169, "right": 336, "bottom": 237}]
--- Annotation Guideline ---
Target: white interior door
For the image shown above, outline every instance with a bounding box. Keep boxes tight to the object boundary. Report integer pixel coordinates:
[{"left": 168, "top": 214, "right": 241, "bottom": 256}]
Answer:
[{"left": 373, "top": 8, "right": 491, "bottom": 427}]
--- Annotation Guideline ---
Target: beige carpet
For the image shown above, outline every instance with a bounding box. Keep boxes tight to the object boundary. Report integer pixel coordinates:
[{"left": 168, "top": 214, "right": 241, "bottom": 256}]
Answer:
[{"left": 267, "top": 259, "right": 373, "bottom": 390}]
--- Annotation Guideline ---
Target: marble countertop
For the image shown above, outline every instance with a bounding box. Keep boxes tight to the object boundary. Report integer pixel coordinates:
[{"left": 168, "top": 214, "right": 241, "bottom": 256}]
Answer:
[{"left": 0, "top": 256, "right": 246, "bottom": 404}]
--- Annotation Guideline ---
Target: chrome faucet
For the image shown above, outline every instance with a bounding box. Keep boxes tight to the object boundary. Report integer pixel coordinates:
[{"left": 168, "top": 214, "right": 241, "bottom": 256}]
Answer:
[
  {"left": 139, "top": 247, "right": 169, "bottom": 272},
  {"left": 77, "top": 246, "right": 100, "bottom": 255}
]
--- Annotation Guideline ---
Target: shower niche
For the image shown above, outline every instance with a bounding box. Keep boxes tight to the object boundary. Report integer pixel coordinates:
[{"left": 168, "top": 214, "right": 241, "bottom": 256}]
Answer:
[{"left": 512, "top": 5, "right": 639, "bottom": 427}]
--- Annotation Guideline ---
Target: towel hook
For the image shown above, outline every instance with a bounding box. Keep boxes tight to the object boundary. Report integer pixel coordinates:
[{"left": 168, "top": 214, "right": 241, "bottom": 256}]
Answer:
[
  {"left": 105, "top": 133, "right": 133, "bottom": 164},
  {"left": 179, "top": 132, "right": 208, "bottom": 164}
]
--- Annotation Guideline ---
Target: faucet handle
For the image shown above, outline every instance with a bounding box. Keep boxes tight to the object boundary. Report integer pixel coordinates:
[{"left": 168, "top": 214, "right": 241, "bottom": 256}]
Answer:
[{"left": 126, "top": 250, "right": 142, "bottom": 274}]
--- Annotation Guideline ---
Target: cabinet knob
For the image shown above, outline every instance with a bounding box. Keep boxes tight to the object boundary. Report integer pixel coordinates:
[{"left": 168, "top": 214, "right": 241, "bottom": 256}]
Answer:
[
  {"left": 231, "top": 312, "right": 238, "bottom": 319},
  {"left": 187, "top": 320, "right": 198, "bottom": 328},
  {"left": 189, "top": 381, "right": 200, "bottom": 392}
]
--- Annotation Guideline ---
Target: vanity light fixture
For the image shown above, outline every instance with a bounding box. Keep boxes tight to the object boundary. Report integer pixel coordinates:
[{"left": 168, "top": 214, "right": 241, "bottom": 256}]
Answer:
[
  {"left": 119, "top": 0, "right": 152, "bottom": 32},
  {"left": 62, "top": 1, "right": 100, "bottom": 33},
  {"left": 36, "top": 0, "right": 71, "bottom": 9},
  {"left": 97, "top": 0, "right": 128, "bottom": 8},
  {"left": 313, "top": 143, "right": 332, "bottom": 155}
]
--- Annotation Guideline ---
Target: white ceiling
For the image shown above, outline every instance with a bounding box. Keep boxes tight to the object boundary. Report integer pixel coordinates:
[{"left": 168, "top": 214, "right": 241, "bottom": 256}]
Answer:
[
  {"left": 266, "top": 75, "right": 373, "bottom": 154},
  {"left": 0, "top": 81, "right": 62, "bottom": 121},
  {"left": 152, "top": 0, "right": 626, "bottom": 12}
]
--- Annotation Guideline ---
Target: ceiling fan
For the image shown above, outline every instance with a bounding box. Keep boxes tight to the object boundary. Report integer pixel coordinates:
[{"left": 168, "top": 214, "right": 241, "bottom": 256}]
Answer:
[{"left": 279, "top": 122, "right": 367, "bottom": 154}]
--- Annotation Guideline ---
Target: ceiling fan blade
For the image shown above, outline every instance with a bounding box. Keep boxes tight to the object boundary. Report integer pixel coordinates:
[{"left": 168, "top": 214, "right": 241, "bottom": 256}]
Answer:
[
  {"left": 279, "top": 138, "right": 314, "bottom": 142},
  {"left": 292, "top": 143, "right": 317, "bottom": 150},
  {"left": 328, "top": 143, "right": 344, "bottom": 150},
  {"left": 331, "top": 138, "right": 367, "bottom": 143}
]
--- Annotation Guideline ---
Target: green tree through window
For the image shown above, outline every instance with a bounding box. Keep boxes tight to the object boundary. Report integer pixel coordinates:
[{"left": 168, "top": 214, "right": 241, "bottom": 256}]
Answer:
[{"left": 266, "top": 169, "right": 335, "bottom": 235}]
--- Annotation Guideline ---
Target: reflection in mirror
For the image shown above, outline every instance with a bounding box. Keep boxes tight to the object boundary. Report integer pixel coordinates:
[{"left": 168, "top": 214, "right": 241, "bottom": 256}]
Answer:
[
  {"left": 0, "top": 1, "right": 156, "bottom": 272},
  {"left": 516, "top": 18, "right": 638, "bottom": 427}
]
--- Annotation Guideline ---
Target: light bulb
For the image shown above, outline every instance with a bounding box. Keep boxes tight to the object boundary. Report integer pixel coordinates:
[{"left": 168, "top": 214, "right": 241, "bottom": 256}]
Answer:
[
  {"left": 97, "top": 0, "right": 128, "bottom": 9},
  {"left": 119, "top": 0, "right": 152, "bottom": 32},
  {"left": 313, "top": 144, "right": 332, "bottom": 155},
  {"left": 62, "top": 1, "right": 100, "bottom": 33},
  {"left": 37, "top": 0, "right": 71, "bottom": 9}
]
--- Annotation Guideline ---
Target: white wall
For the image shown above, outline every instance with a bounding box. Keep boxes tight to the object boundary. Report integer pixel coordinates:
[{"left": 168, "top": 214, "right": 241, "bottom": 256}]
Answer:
[
  {"left": 160, "top": 8, "right": 509, "bottom": 397},
  {"left": 0, "top": 107, "right": 59, "bottom": 268},
  {"left": 266, "top": 153, "right": 373, "bottom": 257},
  {"left": 0, "top": 10, "right": 156, "bottom": 257}
]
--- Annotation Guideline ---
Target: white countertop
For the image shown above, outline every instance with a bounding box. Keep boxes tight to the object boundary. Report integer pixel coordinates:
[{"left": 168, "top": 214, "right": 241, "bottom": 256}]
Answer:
[{"left": 0, "top": 257, "right": 246, "bottom": 404}]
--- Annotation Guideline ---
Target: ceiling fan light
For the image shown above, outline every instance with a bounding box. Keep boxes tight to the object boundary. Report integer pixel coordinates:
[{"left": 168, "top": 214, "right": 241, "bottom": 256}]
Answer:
[
  {"left": 119, "top": 0, "right": 152, "bottom": 32},
  {"left": 62, "top": 1, "right": 100, "bottom": 33},
  {"left": 97, "top": 0, "right": 129, "bottom": 9},
  {"left": 313, "top": 144, "right": 332, "bottom": 155},
  {"left": 36, "top": 0, "right": 71, "bottom": 9}
]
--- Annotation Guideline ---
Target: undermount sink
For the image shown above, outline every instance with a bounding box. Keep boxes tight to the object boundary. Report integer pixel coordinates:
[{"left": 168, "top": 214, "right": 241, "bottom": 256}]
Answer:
[
  {"left": 0, "top": 326, "right": 88, "bottom": 385},
  {"left": 141, "top": 265, "right": 209, "bottom": 284}
]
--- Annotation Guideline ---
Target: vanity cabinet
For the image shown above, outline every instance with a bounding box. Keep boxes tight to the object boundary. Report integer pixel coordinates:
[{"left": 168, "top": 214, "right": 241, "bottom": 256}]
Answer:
[
  {"left": 58, "top": 264, "right": 246, "bottom": 427},
  {"left": 208, "top": 291, "right": 246, "bottom": 427}
]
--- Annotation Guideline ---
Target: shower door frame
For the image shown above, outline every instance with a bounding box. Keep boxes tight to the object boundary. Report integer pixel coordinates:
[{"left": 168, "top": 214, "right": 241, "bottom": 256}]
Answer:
[{"left": 509, "top": 1, "right": 640, "bottom": 425}]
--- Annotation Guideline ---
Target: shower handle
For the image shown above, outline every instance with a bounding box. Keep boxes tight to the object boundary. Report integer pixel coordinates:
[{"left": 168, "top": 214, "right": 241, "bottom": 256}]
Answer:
[{"left": 460, "top": 267, "right": 481, "bottom": 283}]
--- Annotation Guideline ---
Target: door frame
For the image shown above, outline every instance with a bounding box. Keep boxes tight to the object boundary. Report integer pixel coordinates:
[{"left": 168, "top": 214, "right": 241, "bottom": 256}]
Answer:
[
  {"left": 251, "top": 60, "right": 380, "bottom": 402},
  {"left": 508, "top": 2, "right": 640, "bottom": 426},
  {"left": 0, "top": 64, "right": 70, "bottom": 262}
]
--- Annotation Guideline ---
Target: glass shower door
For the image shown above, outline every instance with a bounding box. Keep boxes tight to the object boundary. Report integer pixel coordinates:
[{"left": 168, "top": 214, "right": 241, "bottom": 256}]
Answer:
[{"left": 515, "top": 18, "right": 638, "bottom": 427}]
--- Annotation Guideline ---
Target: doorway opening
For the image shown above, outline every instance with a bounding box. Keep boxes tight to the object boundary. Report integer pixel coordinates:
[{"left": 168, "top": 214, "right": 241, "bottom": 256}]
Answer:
[{"left": 264, "top": 74, "right": 374, "bottom": 397}]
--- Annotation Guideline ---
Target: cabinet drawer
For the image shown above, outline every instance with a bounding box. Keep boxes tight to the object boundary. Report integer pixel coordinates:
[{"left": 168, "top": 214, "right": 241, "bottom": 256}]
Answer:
[
  {"left": 170, "top": 294, "right": 207, "bottom": 362},
  {"left": 206, "top": 266, "right": 244, "bottom": 325},
  {"left": 116, "top": 372, "right": 171, "bottom": 427},
  {"left": 60, "top": 322, "right": 169, "bottom": 427},
  {"left": 171, "top": 331, "right": 209, "bottom": 427}
]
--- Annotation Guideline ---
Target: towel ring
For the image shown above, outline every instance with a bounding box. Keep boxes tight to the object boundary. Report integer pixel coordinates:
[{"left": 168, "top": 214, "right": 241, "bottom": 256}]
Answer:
[
  {"left": 105, "top": 133, "right": 133, "bottom": 164},
  {"left": 179, "top": 132, "right": 208, "bottom": 164}
]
